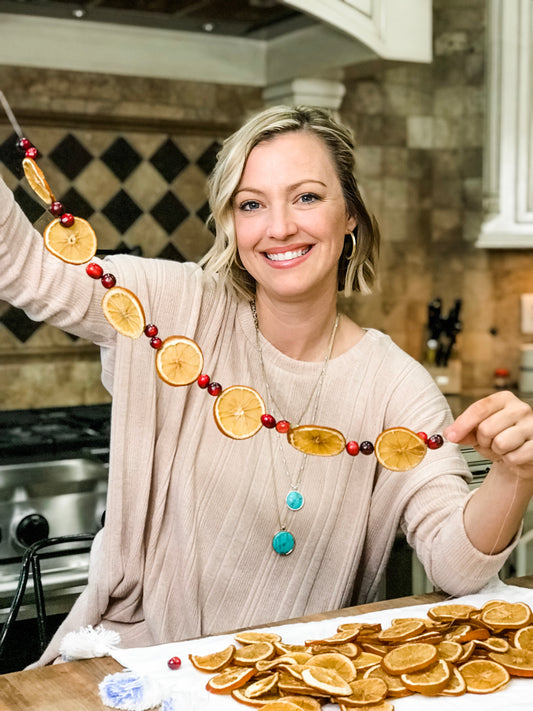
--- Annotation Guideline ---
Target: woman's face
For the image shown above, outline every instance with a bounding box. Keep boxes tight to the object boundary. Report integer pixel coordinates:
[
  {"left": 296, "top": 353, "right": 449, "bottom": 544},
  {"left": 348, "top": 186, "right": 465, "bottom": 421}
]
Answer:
[{"left": 232, "top": 130, "right": 356, "bottom": 303}]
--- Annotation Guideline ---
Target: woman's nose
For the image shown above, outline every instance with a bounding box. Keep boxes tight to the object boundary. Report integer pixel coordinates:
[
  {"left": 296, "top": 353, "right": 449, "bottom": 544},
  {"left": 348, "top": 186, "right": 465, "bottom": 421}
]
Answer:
[{"left": 267, "top": 205, "right": 297, "bottom": 240}]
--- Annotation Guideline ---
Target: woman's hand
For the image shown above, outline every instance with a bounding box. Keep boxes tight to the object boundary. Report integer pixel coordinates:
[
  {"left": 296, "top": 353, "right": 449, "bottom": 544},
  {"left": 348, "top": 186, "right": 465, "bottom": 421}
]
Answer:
[{"left": 444, "top": 391, "right": 533, "bottom": 480}]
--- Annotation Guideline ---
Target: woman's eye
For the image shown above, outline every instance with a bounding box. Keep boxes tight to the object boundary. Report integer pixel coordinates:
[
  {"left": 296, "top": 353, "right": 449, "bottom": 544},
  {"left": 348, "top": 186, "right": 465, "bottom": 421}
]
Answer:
[
  {"left": 299, "top": 193, "right": 319, "bottom": 204},
  {"left": 239, "top": 200, "right": 261, "bottom": 211}
]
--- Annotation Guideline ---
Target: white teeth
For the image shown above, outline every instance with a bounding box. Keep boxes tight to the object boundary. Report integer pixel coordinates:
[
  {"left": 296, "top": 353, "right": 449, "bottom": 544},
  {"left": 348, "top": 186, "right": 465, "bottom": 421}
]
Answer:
[{"left": 265, "top": 246, "right": 310, "bottom": 262}]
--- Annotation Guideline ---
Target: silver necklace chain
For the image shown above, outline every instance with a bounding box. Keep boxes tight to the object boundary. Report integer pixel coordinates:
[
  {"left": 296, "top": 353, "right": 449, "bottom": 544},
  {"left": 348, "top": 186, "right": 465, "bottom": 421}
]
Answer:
[{"left": 250, "top": 300, "right": 339, "bottom": 498}]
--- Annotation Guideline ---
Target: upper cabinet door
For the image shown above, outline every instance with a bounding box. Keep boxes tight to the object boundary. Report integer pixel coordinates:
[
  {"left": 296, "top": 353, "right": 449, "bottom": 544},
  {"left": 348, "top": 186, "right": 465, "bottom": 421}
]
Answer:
[
  {"left": 478, "top": 0, "right": 533, "bottom": 248},
  {"left": 283, "top": 0, "right": 432, "bottom": 62}
]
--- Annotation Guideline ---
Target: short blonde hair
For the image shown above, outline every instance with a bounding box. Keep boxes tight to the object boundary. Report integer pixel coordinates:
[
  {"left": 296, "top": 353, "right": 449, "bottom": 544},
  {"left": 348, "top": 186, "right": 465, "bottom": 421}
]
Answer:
[{"left": 200, "top": 105, "right": 380, "bottom": 299}]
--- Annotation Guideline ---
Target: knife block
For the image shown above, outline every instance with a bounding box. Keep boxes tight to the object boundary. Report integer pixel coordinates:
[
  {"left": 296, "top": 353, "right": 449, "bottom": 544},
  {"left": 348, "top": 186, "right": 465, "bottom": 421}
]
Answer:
[{"left": 425, "top": 360, "right": 462, "bottom": 394}]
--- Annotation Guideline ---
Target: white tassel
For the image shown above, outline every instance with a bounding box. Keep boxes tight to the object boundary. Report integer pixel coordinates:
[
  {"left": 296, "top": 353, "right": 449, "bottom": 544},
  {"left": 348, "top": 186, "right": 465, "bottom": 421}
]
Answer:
[
  {"left": 60, "top": 625, "right": 121, "bottom": 661},
  {"left": 99, "top": 671, "right": 164, "bottom": 710}
]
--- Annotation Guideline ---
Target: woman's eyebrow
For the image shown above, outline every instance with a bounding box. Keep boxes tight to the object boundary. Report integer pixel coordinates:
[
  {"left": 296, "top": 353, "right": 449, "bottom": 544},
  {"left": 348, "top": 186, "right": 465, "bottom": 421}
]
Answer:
[{"left": 234, "top": 179, "right": 326, "bottom": 197}]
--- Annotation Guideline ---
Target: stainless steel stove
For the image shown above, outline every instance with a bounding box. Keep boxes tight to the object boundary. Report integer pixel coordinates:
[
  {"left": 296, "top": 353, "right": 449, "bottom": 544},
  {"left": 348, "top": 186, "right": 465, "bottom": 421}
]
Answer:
[{"left": 0, "top": 404, "right": 110, "bottom": 624}]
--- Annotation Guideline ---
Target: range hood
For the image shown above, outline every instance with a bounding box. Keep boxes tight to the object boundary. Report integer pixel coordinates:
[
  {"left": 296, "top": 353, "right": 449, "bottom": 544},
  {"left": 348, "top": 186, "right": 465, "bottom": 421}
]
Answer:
[{"left": 0, "top": 0, "right": 432, "bottom": 87}]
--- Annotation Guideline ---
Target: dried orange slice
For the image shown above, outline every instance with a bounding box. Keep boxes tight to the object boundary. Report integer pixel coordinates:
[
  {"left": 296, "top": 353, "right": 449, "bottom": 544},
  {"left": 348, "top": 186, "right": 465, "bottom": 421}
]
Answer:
[
  {"left": 378, "top": 619, "right": 426, "bottom": 643},
  {"left": 306, "top": 629, "right": 360, "bottom": 645},
  {"left": 311, "top": 643, "right": 359, "bottom": 658},
  {"left": 439, "top": 665, "right": 467, "bottom": 696},
  {"left": 342, "top": 677, "right": 388, "bottom": 705},
  {"left": 427, "top": 603, "right": 478, "bottom": 622},
  {"left": 339, "top": 702, "right": 394, "bottom": 711},
  {"left": 189, "top": 643, "right": 235, "bottom": 672},
  {"left": 242, "top": 671, "right": 279, "bottom": 697},
  {"left": 352, "top": 652, "right": 383, "bottom": 671},
  {"left": 232, "top": 687, "right": 280, "bottom": 707},
  {"left": 257, "top": 702, "right": 303, "bottom": 711},
  {"left": 475, "top": 636, "right": 509, "bottom": 653},
  {"left": 101, "top": 286, "right": 145, "bottom": 339},
  {"left": 488, "top": 647, "right": 533, "bottom": 677},
  {"left": 480, "top": 601, "right": 533, "bottom": 630},
  {"left": 234, "top": 631, "right": 282, "bottom": 645},
  {"left": 277, "top": 672, "right": 329, "bottom": 697},
  {"left": 233, "top": 641, "right": 275, "bottom": 665},
  {"left": 155, "top": 335, "right": 203, "bottom": 386},
  {"left": 382, "top": 642, "right": 438, "bottom": 675},
  {"left": 300, "top": 665, "right": 352, "bottom": 696},
  {"left": 43, "top": 216, "right": 97, "bottom": 264},
  {"left": 303, "top": 653, "right": 356, "bottom": 683},
  {"left": 436, "top": 640, "right": 463, "bottom": 663},
  {"left": 364, "top": 664, "right": 412, "bottom": 698},
  {"left": 287, "top": 425, "right": 345, "bottom": 457},
  {"left": 374, "top": 427, "right": 427, "bottom": 471},
  {"left": 401, "top": 658, "right": 451, "bottom": 696},
  {"left": 458, "top": 658, "right": 510, "bottom": 693},
  {"left": 213, "top": 385, "right": 265, "bottom": 440},
  {"left": 275, "top": 697, "right": 322, "bottom": 711},
  {"left": 206, "top": 664, "right": 256, "bottom": 693},
  {"left": 514, "top": 625, "right": 533, "bottom": 650},
  {"left": 22, "top": 156, "right": 55, "bottom": 205}
]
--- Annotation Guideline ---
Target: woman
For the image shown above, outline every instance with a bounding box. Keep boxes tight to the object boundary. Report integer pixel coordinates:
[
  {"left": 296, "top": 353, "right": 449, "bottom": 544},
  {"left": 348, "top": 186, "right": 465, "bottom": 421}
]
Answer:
[{"left": 0, "top": 105, "right": 532, "bottom": 667}]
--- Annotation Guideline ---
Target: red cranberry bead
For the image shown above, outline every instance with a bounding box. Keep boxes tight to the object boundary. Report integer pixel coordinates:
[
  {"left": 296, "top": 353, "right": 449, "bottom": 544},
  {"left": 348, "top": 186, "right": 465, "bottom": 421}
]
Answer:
[
  {"left": 276, "top": 420, "right": 290, "bottom": 434},
  {"left": 167, "top": 656, "right": 181, "bottom": 670},
  {"left": 417, "top": 431, "right": 428, "bottom": 444},
  {"left": 50, "top": 201, "right": 65, "bottom": 217},
  {"left": 197, "top": 374, "right": 210, "bottom": 389},
  {"left": 207, "top": 382, "right": 222, "bottom": 397},
  {"left": 17, "top": 137, "right": 32, "bottom": 152},
  {"left": 150, "top": 336, "right": 162, "bottom": 349},
  {"left": 86, "top": 262, "right": 103, "bottom": 279},
  {"left": 60, "top": 213, "right": 75, "bottom": 228},
  {"left": 101, "top": 273, "right": 116, "bottom": 289},
  {"left": 261, "top": 413, "right": 276, "bottom": 429},
  {"left": 427, "top": 434, "right": 444, "bottom": 450},
  {"left": 144, "top": 324, "right": 158, "bottom": 338},
  {"left": 25, "top": 146, "right": 38, "bottom": 159},
  {"left": 346, "top": 441, "right": 359, "bottom": 456},
  {"left": 360, "top": 441, "right": 374, "bottom": 455}
]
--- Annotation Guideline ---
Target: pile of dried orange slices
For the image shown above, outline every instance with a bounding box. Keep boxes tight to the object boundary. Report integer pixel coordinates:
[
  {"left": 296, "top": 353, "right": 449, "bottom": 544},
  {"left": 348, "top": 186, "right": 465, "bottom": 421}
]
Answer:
[{"left": 189, "top": 600, "right": 533, "bottom": 709}]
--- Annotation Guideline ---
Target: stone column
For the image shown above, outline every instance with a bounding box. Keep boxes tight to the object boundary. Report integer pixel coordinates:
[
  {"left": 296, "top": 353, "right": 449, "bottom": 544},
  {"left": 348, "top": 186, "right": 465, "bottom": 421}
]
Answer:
[{"left": 262, "top": 78, "right": 346, "bottom": 113}]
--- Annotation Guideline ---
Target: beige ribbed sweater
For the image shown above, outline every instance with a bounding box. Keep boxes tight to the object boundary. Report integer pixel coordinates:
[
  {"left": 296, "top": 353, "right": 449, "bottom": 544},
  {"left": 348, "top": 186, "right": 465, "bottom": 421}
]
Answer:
[{"left": 0, "top": 177, "right": 514, "bottom": 666}]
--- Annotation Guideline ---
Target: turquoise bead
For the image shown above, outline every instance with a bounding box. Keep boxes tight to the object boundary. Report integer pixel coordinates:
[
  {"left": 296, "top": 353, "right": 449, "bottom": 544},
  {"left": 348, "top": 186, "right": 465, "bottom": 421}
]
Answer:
[
  {"left": 286, "top": 490, "right": 304, "bottom": 511},
  {"left": 272, "top": 530, "right": 295, "bottom": 555}
]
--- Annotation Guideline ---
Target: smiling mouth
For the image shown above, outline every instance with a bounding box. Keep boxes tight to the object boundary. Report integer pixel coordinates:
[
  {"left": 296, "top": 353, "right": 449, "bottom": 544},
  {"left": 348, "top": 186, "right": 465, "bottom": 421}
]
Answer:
[{"left": 265, "top": 246, "right": 311, "bottom": 262}]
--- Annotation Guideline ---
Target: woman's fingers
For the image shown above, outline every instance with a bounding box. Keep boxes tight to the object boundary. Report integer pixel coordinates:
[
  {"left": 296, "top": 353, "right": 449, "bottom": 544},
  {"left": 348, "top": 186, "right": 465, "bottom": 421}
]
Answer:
[{"left": 444, "top": 391, "right": 533, "bottom": 466}]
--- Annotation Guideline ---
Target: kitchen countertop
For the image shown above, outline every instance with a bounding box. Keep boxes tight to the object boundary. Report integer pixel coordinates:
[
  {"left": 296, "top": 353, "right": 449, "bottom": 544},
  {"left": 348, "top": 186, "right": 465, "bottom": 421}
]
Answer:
[{"left": 1, "top": 576, "right": 533, "bottom": 710}]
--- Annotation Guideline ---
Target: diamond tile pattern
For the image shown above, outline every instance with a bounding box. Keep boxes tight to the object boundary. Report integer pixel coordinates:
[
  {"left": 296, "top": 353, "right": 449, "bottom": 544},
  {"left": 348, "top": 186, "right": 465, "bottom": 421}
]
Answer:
[
  {"left": 150, "top": 139, "right": 189, "bottom": 182},
  {"left": 102, "top": 189, "right": 143, "bottom": 234},
  {"left": 59, "top": 187, "right": 95, "bottom": 221},
  {"left": 0, "top": 127, "right": 222, "bottom": 343},
  {"left": 0, "top": 132, "right": 23, "bottom": 179},
  {"left": 150, "top": 191, "right": 188, "bottom": 234},
  {"left": 101, "top": 137, "right": 142, "bottom": 182},
  {"left": 49, "top": 134, "right": 93, "bottom": 180},
  {"left": 0, "top": 306, "right": 41, "bottom": 343}
]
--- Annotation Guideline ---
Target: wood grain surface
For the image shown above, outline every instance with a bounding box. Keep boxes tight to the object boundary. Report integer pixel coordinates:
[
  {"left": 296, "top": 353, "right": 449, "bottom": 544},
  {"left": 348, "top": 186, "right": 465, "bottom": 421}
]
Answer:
[{"left": 0, "top": 576, "right": 531, "bottom": 710}]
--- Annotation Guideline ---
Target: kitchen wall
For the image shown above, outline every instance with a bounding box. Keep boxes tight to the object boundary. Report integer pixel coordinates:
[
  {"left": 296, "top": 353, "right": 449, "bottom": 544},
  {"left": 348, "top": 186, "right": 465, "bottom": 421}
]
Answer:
[{"left": 0, "top": 0, "right": 532, "bottom": 409}]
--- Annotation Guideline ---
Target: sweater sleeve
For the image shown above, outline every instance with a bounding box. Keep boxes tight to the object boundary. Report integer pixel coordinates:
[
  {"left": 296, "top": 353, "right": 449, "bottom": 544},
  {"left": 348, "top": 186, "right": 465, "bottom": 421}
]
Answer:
[{"left": 0, "top": 173, "right": 116, "bottom": 347}]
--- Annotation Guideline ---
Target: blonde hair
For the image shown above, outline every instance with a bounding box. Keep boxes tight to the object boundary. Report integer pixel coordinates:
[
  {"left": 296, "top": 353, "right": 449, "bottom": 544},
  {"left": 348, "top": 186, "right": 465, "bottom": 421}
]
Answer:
[{"left": 200, "top": 105, "right": 380, "bottom": 299}]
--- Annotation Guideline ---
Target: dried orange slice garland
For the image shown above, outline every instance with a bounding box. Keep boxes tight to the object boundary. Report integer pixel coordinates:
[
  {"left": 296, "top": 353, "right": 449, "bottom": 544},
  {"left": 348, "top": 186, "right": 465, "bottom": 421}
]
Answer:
[
  {"left": 14, "top": 135, "right": 445, "bottom": 468},
  {"left": 185, "top": 599, "right": 533, "bottom": 708}
]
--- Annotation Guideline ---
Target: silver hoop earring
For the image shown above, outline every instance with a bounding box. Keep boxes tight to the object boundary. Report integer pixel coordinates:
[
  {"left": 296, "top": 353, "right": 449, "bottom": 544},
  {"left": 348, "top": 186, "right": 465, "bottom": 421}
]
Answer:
[{"left": 347, "top": 230, "right": 357, "bottom": 261}]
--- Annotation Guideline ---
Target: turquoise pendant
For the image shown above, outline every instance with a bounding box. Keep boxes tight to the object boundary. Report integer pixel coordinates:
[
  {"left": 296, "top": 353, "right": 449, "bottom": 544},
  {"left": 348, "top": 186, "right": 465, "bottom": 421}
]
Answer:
[
  {"left": 286, "top": 490, "right": 304, "bottom": 511},
  {"left": 272, "top": 529, "right": 295, "bottom": 556}
]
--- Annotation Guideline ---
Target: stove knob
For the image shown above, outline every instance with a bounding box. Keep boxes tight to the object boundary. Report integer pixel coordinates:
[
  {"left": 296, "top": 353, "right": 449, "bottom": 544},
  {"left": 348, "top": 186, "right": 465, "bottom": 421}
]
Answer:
[{"left": 16, "top": 514, "right": 49, "bottom": 547}]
